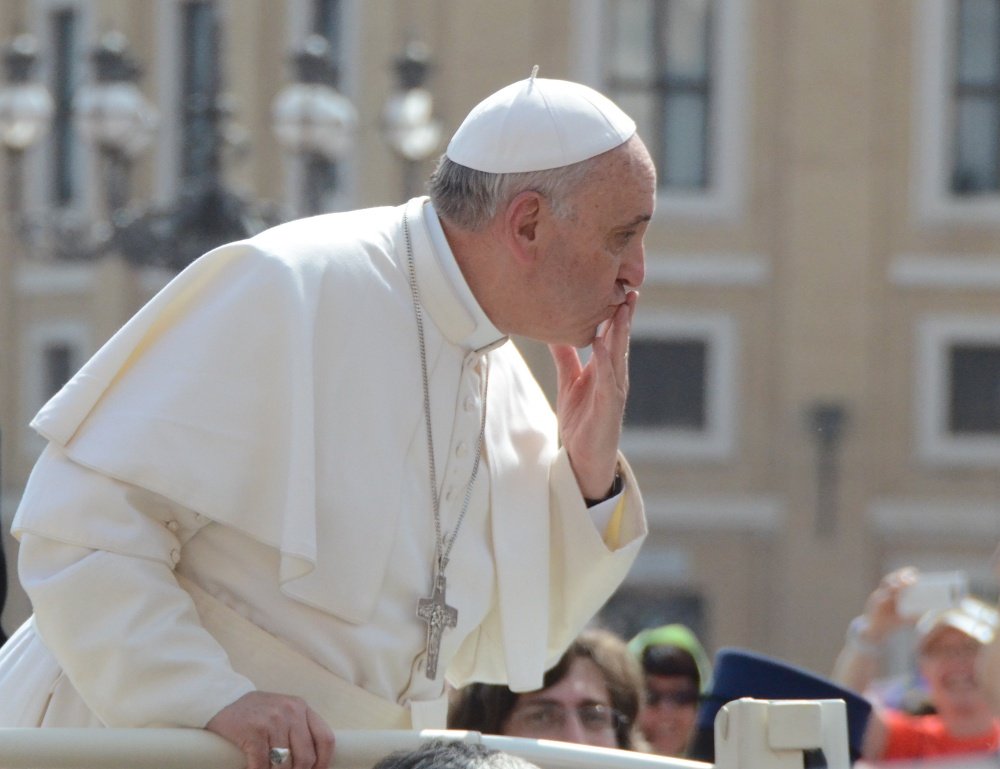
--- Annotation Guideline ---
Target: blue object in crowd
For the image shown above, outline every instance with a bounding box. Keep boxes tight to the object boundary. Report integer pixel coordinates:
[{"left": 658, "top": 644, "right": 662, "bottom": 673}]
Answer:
[{"left": 689, "top": 647, "right": 872, "bottom": 762}]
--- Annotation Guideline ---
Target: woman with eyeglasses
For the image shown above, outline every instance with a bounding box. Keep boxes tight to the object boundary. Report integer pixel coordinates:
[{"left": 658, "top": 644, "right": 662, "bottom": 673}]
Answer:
[
  {"left": 448, "top": 628, "right": 644, "bottom": 749},
  {"left": 628, "top": 624, "right": 712, "bottom": 757}
]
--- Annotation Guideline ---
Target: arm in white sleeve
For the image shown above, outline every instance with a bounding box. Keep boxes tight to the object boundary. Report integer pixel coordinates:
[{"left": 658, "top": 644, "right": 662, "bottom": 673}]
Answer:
[
  {"left": 15, "top": 448, "right": 255, "bottom": 728},
  {"left": 546, "top": 450, "right": 645, "bottom": 638}
]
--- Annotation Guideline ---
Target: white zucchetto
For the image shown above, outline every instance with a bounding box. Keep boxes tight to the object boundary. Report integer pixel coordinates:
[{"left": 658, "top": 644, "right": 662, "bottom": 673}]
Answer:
[{"left": 446, "top": 74, "right": 636, "bottom": 174}]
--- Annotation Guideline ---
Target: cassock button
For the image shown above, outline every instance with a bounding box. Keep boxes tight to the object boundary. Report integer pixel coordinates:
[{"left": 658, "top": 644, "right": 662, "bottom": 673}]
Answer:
[
  {"left": 166, "top": 520, "right": 180, "bottom": 533},
  {"left": 456, "top": 442, "right": 468, "bottom": 457},
  {"left": 444, "top": 486, "right": 455, "bottom": 502},
  {"left": 463, "top": 396, "right": 476, "bottom": 412},
  {"left": 170, "top": 549, "right": 181, "bottom": 565}
]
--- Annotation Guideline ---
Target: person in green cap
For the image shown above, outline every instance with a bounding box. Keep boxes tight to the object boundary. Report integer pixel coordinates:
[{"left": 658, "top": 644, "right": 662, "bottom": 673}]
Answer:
[{"left": 628, "top": 624, "right": 711, "bottom": 757}]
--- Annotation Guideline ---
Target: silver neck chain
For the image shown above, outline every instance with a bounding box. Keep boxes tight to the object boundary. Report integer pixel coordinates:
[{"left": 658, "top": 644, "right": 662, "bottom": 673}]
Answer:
[{"left": 403, "top": 212, "right": 489, "bottom": 576}]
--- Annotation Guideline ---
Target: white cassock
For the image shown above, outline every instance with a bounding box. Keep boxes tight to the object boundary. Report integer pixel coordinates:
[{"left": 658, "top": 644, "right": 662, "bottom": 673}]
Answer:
[{"left": 0, "top": 197, "right": 646, "bottom": 730}]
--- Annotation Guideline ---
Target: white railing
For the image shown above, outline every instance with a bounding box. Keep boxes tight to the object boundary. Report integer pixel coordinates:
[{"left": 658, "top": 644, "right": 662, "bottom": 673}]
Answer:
[
  {"left": 0, "top": 698, "right": 852, "bottom": 769},
  {"left": 0, "top": 728, "right": 707, "bottom": 769}
]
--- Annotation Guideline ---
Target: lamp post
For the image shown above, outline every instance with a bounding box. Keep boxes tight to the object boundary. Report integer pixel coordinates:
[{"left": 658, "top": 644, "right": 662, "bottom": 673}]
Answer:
[
  {"left": 381, "top": 41, "right": 441, "bottom": 199},
  {"left": 73, "top": 31, "right": 158, "bottom": 223},
  {"left": 0, "top": 34, "right": 53, "bottom": 244},
  {"left": 71, "top": 31, "right": 158, "bottom": 260},
  {"left": 0, "top": 28, "right": 276, "bottom": 271},
  {"left": 0, "top": 41, "right": 48, "bottom": 628},
  {"left": 272, "top": 34, "right": 357, "bottom": 215},
  {"left": 805, "top": 401, "right": 849, "bottom": 538}
]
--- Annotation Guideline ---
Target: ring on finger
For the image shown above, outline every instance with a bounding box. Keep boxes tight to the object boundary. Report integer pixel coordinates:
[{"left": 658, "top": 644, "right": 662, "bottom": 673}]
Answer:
[{"left": 269, "top": 747, "right": 291, "bottom": 766}]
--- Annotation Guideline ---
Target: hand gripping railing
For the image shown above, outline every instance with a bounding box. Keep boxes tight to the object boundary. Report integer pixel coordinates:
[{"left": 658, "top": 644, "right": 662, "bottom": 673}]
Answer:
[{"left": 0, "top": 698, "right": 851, "bottom": 769}]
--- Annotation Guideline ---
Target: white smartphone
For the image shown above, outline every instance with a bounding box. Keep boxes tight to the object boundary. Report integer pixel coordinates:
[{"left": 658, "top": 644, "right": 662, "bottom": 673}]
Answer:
[{"left": 897, "top": 571, "right": 969, "bottom": 618}]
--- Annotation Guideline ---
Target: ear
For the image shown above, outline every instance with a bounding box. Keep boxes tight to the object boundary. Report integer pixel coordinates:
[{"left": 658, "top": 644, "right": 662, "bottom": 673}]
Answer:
[{"left": 503, "top": 190, "right": 546, "bottom": 264}]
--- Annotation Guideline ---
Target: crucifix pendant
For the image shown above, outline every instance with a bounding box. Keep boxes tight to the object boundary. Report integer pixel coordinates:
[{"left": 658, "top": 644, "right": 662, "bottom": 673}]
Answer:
[{"left": 416, "top": 570, "right": 458, "bottom": 680}]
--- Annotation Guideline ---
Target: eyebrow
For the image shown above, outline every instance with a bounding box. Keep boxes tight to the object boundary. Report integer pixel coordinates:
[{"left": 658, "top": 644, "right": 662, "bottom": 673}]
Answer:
[
  {"left": 620, "top": 214, "right": 653, "bottom": 229},
  {"left": 519, "top": 696, "right": 608, "bottom": 708}
]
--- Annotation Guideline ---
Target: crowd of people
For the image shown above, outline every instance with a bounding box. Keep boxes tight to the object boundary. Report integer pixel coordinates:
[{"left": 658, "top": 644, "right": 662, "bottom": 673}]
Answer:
[
  {"left": 438, "top": 566, "right": 1000, "bottom": 766},
  {"left": 446, "top": 622, "right": 709, "bottom": 758}
]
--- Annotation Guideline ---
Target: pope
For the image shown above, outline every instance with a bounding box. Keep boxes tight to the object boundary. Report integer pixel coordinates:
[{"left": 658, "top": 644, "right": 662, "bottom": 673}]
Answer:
[{"left": 0, "top": 71, "right": 655, "bottom": 769}]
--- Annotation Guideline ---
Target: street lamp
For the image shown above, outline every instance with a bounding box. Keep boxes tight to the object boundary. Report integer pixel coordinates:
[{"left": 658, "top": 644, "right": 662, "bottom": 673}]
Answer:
[
  {"left": 805, "top": 400, "right": 849, "bottom": 537},
  {"left": 381, "top": 41, "right": 441, "bottom": 199},
  {"left": 0, "top": 34, "right": 53, "bottom": 243},
  {"left": 0, "top": 28, "right": 274, "bottom": 270},
  {"left": 272, "top": 34, "right": 357, "bottom": 214},
  {"left": 74, "top": 31, "right": 158, "bottom": 218}
]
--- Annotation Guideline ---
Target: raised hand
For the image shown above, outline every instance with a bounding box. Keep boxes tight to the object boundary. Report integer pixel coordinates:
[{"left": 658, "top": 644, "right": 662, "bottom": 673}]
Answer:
[
  {"left": 863, "top": 567, "right": 919, "bottom": 641},
  {"left": 548, "top": 291, "right": 637, "bottom": 500}
]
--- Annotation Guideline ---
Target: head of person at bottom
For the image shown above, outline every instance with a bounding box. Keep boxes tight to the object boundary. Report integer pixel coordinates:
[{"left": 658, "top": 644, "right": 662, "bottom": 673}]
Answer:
[
  {"left": 448, "top": 628, "right": 643, "bottom": 749},
  {"left": 627, "top": 624, "right": 711, "bottom": 757},
  {"left": 371, "top": 740, "right": 541, "bottom": 769}
]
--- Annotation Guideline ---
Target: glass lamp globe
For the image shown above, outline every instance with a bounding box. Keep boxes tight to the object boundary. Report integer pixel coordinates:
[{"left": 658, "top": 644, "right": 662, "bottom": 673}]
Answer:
[
  {"left": 0, "top": 82, "right": 52, "bottom": 151},
  {"left": 381, "top": 88, "right": 441, "bottom": 162},
  {"left": 272, "top": 83, "right": 357, "bottom": 161},
  {"left": 75, "top": 81, "right": 158, "bottom": 156}
]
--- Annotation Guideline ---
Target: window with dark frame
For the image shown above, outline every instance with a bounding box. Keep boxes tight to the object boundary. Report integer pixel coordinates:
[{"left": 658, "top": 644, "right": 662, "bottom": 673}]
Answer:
[
  {"left": 626, "top": 337, "right": 709, "bottom": 430},
  {"left": 43, "top": 342, "right": 74, "bottom": 399},
  {"left": 948, "top": 343, "right": 1000, "bottom": 434},
  {"left": 597, "top": 584, "right": 706, "bottom": 646},
  {"left": 180, "top": 0, "right": 220, "bottom": 183},
  {"left": 605, "top": 0, "right": 714, "bottom": 190},
  {"left": 304, "top": 0, "right": 343, "bottom": 210},
  {"left": 50, "top": 8, "right": 78, "bottom": 206},
  {"left": 314, "top": 0, "right": 343, "bottom": 63},
  {"left": 951, "top": 0, "right": 1000, "bottom": 195}
]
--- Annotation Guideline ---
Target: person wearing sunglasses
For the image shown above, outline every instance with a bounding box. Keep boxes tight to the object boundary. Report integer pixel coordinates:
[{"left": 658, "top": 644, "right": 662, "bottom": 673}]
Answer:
[
  {"left": 628, "top": 624, "right": 711, "bottom": 757},
  {"left": 448, "top": 628, "right": 643, "bottom": 750}
]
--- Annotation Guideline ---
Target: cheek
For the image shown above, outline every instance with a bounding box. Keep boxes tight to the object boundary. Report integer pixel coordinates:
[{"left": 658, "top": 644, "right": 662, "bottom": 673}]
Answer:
[{"left": 677, "top": 708, "right": 698, "bottom": 731}]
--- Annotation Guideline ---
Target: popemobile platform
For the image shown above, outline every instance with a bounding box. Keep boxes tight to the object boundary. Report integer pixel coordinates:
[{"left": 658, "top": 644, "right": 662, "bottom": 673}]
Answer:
[{"left": 0, "top": 698, "right": 869, "bottom": 769}]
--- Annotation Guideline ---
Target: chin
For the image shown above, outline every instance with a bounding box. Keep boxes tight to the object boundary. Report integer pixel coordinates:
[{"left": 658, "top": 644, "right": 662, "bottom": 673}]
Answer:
[{"left": 576, "top": 326, "right": 601, "bottom": 348}]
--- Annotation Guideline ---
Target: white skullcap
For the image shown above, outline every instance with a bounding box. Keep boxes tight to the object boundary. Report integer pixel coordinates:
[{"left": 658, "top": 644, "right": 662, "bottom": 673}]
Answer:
[{"left": 446, "top": 72, "right": 636, "bottom": 173}]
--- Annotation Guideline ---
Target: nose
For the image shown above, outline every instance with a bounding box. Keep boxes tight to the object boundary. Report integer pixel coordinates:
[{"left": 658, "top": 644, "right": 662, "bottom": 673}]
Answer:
[{"left": 619, "top": 242, "right": 645, "bottom": 289}]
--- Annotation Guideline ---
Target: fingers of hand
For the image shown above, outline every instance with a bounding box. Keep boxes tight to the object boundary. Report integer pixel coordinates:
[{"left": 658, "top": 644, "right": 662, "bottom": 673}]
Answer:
[
  {"left": 867, "top": 568, "right": 918, "bottom": 626},
  {"left": 605, "top": 294, "right": 636, "bottom": 385},
  {"left": 548, "top": 344, "right": 583, "bottom": 389},
  {"left": 288, "top": 721, "right": 317, "bottom": 769},
  {"left": 306, "top": 707, "right": 335, "bottom": 769}
]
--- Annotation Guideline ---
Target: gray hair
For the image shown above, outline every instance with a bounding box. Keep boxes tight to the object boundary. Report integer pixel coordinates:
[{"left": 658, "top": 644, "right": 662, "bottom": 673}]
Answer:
[
  {"left": 371, "top": 740, "right": 540, "bottom": 769},
  {"left": 426, "top": 153, "right": 604, "bottom": 230}
]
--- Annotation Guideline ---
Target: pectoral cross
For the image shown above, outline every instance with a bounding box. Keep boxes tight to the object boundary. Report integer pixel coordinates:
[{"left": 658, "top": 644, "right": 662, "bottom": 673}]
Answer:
[{"left": 416, "top": 571, "right": 458, "bottom": 680}]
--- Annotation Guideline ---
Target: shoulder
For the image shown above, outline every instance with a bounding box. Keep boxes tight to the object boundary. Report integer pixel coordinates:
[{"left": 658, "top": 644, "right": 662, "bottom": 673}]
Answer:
[
  {"left": 246, "top": 206, "right": 402, "bottom": 270},
  {"left": 181, "top": 206, "right": 405, "bottom": 306}
]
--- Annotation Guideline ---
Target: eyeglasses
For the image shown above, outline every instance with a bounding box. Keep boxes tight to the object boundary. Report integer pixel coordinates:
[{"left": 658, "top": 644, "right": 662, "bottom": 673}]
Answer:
[
  {"left": 645, "top": 690, "right": 700, "bottom": 708},
  {"left": 506, "top": 702, "right": 627, "bottom": 735}
]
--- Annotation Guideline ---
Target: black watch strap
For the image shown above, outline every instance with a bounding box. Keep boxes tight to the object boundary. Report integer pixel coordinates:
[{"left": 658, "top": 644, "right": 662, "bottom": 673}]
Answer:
[{"left": 584, "top": 469, "right": 623, "bottom": 508}]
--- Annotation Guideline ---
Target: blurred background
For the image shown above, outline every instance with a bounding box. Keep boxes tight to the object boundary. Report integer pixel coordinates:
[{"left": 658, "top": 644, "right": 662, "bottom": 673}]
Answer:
[{"left": 1, "top": 0, "right": 999, "bottom": 684}]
